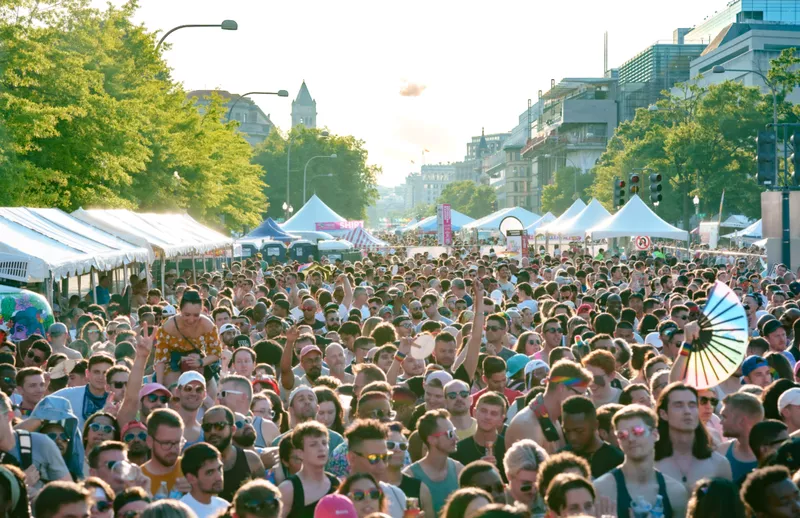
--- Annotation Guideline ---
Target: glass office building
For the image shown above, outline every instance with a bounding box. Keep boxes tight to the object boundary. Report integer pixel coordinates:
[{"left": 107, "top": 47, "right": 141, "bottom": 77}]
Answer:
[
  {"left": 686, "top": 0, "right": 800, "bottom": 44},
  {"left": 617, "top": 43, "right": 707, "bottom": 121}
]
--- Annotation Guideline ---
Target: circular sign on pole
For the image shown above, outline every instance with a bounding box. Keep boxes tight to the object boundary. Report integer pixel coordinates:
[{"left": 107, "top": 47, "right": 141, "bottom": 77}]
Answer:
[
  {"left": 634, "top": 236, "right": 652, "bottom": 250},
  {"left": 499, "top": 216, "right": 524, "bottom": 237}
]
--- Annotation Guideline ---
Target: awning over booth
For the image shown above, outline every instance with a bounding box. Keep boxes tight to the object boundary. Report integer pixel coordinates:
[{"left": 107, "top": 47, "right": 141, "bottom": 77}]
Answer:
[
  {"left": 0, "top": 208, "right": 150, "bottom": 282},
  {"left": 586, "top": 195, "right": 689, "bottom": 241},
  {"left": 402, "top": 210, "right": 475, "bottom": 233},
  {"left": 526, "top": 212, "right": 556, "bottom": 235},
  {"left": 71, "top": 209, "right": 232, "bottom": 258},
  {"left": 723, "top": 219, "right": 762, "bottom": 239},
  {"left": 546, "top": 199, "right": 611, "bottom": 238},
  {"left": 246, "top": 218, "right": 295, "bottom": 242},
  {"left": 282, "top": 195, "right": 346, "bottom": 232},
  {"left": 344, "top": 227, "right": 388, "bottom": 249},
  {"left": 462, "top": 207, "right": 541, "bottom": 231}
]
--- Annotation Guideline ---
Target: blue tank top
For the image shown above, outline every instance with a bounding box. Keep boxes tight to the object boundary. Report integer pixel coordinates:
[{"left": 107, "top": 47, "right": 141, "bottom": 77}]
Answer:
[
  {"left": 611, "top": 467, "right": 673, "bottom": 518},
  {"left": 409, "top": 459, "right": 459, "bottom": 517},
  {"left": 725, "top": 442, "right": 757, "bottom": 482},
  {"left": 254, "top": 415, "right": 266, "bottom": 448}
]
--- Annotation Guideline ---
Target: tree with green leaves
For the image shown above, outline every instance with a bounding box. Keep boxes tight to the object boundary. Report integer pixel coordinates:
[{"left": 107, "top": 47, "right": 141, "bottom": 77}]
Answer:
[
  {"left": 541, "top": 167, "right": 595, "bottom": 215},
  {"left": 251, "top": 126, "right": 379, "bottom": 221},
  {"left": 436, "top": 180, "right": 496, "bottom": 218}
]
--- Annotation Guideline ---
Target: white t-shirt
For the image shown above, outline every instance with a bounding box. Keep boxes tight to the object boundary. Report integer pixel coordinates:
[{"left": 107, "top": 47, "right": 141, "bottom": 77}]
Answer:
[{"left": 180, "top": 494, "right": 229, "bottom": 517}]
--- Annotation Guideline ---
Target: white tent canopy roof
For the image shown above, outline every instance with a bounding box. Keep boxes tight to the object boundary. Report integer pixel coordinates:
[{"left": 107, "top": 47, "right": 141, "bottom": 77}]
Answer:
[
  {"left": 548, "top": 199, "right": 611, "bottom": 237},
  {"left": 344, "top": 226, "right": 388, "bottom": 249},
  {"left": 526, "top": 212, "right": 556, "bottom": 234},
  {"left": 462, "top": 207, "right": 541, "bottom": 231},
  {"left": 0, "top": 208, "right": 151, "bottom": 282},
  {"left": 282, "top": 195, "right": 346, "bottom": 232},
  {"left": 723, "top": 219, "right": 762, "bottom": 239},
  {"left": 402, "top": 209, "right": 474, "bottom": 233},
  {"left": 720, "top": 214, "right": 753, "bottom": 229},
  {"left": 71, "top": 209, "right": 232, "bottom": 258},
  {"left": 536, "top": 199, "right": 587, "bottom": 235},
  {"left": 586, "top": 195, "right": 689, "bottom": 240}
]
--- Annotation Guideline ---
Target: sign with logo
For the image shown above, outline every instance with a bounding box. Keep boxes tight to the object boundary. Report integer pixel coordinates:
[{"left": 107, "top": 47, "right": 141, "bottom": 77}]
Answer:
[
  {"left": 315, "top": 221, "right": 363, "bottom": 231},
  {"left": 437, "top": 204, "right": 452, "bottom": 245},
  {"left": 634, "top": 236, "right": 652, "bottom": 250}
]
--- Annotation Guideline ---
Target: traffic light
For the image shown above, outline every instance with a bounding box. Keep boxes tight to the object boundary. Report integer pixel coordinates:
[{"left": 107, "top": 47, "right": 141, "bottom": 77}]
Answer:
[
  {"left": 629, "top": 173, "right": 641, "bottom": 196},
  {"left": 791, "top": 132, "right": 800, "bottom": 186},
  {"left": 613, "top": 177, "right": 626, "bottom": 207},
  {"left": 649, "top": 172, "right": 663, "bottom": 203},
  {"left": 756, "top": 131, "right": 777, "bottom": 186}
]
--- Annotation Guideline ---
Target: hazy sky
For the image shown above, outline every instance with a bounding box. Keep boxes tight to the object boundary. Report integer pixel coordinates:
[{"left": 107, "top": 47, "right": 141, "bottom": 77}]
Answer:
[{"left": 96, "top": 0, "right": 725, "bottom": 186}]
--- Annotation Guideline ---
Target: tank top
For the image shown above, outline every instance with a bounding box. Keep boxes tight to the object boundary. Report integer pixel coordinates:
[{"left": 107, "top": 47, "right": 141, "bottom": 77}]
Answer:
[
  {"left": 611, "top": 467, "right": 673, "bottom": 518},
  {"left": 408, "top": 459, "right": 459, "bottom": 517},
  {"left": 399, "top": 474, "right": 421, "bottom": 499},
  {"left": 254, "top": 415, "right": 266, "bottom": 448},
  {"left": 221, "top": 446, "right": 252, "bottom": 502},
  {"left": 287, "top": 473, "right": 340, "bottom": 518},
  {"left": 724, "top": 442, "right": 757, "bottom": 483}
]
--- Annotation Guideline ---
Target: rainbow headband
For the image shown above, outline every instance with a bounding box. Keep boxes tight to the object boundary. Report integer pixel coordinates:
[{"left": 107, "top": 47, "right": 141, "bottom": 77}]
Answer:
[{"left": 548, "top": 376, "right": 589, "bottom": 387}]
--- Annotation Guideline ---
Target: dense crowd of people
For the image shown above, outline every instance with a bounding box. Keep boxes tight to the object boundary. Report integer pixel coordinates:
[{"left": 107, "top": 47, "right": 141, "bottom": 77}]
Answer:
[{"left": 2, "top": 246, "right": 800, "bottom": 518}]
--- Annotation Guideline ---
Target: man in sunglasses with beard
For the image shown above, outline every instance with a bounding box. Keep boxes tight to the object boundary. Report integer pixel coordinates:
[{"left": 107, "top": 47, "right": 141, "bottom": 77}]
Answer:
[
  {"left": 594, "top": 404, "right": 688, "bottom": 518},
  {"left": 121, "top": 421, "right": 150, "bottom": 466},
  {"left": 202, "top": 405, "right": 265, "bottom": 502}
]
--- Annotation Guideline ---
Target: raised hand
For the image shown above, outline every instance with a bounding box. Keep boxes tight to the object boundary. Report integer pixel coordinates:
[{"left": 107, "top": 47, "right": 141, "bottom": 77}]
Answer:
[
  {"left": 135, "top": 325, "right": 154, "bottom": 359},
  {"left": 285, "top": 325, "right": 300, "bottom": 343}
]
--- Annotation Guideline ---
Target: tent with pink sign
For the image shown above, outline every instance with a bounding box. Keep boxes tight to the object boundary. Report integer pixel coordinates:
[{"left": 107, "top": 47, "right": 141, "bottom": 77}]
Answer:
[
  {"left": 344, "top": 226, "right": 388, "bottom": 250},
  {"left": 281, "top": 194, "right": 356, "bottom": 237}
]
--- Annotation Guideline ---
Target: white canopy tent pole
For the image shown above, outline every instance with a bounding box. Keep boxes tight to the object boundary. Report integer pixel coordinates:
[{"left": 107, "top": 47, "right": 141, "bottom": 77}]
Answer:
[
  {"left": 160, "top": 257, "right": 166, "bottom": 293},
  {"left": 46, "top": 276, "right": 54, "bottom": 307},
  {"left": 90, "top": 268, "right": 97, "bottom": 304},
  {"left": 192, "top": 254, "right": 197, "bottom": 284},
  {"left": 77, "top": 273, "right": 82, "bottom": 299}
]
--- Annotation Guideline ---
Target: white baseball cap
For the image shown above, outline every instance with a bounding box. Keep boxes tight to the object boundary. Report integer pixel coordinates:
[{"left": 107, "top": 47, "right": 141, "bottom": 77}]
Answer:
[
  {"left": 778, "top": 388, "right": 800, "bottom": 414},
  {"left": 177, "top": 371, "right": 206, "bottom": 388}
]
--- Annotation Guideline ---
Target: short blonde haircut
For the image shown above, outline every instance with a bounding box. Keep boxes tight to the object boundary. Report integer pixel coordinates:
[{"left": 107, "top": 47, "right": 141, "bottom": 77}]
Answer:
[{"left": 503, "top": 439, "right": 548, "bottom": 478}]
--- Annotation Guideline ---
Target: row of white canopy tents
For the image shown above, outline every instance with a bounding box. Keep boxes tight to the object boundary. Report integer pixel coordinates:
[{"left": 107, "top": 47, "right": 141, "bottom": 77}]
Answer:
[
  {"left": 533, "top": 195, "right": 689, "bottom": 243},
  {"left": 462, "top": 207, "right": 541, "bottom": 232},
  {"left": 401, "top": 209, "right": 475, "bottom": 233},
  {"left": 0, "top": 208, "right": 232, "bottom": 303}
]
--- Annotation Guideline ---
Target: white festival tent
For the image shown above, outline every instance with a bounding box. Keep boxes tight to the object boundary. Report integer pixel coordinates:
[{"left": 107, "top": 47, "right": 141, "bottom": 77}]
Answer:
[
  {"left": 722, "top": 219, "right": 762, "bottom": 240},
  {"left": 535, "top": 199, "right": 587, "bottom": 236},
  {"left": 282, "top": 195, "right": 347, "bottom": 234},
  {"left": 402, "top": 209, "right": 475, "bottom": 233},
  {"left": 547, "top": 199, "right": 611, "bottom": 237},
  {"left": 344, "top": 226, "right": 388, "bottom": 250},
  {"left": 72, "top": 209, "right": 232, "bottom": 259},
  {"left": 0, "top": 208, "right": 151, "bottom": 284},
  {"left": 586, "top": 195, "right": 690, "bottom": 241},
  {"left": 462, "top": 207, "right": 541, "bottom": 232},
  {"left": 526, "top": 212, "right": 556, "bottom": 235}
]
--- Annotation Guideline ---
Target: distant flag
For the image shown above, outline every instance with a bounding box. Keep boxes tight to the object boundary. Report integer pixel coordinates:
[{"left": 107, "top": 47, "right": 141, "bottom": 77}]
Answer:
[
  {"left": 410, "top": 160, "right": 415, "bottom": 164},
  {"left": 717, "top": 189, "right": 725, "bottom": 227},
  {"left": 424, "top": 148, "right": 430, "bottom": 153}
]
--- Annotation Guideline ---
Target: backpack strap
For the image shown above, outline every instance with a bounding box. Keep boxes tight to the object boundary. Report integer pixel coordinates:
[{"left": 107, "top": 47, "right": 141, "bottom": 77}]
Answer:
[
  {"left": 15, "top": 430, "right": 32, "bottom": 470},
  {"left": 529, "top": 394, "right": 561, "bottom": 442}
]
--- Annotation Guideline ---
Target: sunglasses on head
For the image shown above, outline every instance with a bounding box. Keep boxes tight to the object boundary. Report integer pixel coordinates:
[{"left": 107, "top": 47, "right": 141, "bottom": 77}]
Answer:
[
  {"left": 386, "top": 440, "right": 408, "bottom": 451},
  {"left": 89, "top": 423, "right": 114, "bottom": 434},
  {"left": 202, "top": 422, "right": 230, "bottom": 433},
  {"left": 146, "top": 394, "right": 170, "bottom": 404},
  {"left": 699, "top": 396, "right": 719, "bottom": 407},
  {"left": 446, "top": 390, "right": 470, "bottom": 400},
  {"left": 124, "top": 431, "right": 148, "bottom": 442},
  {"left": 615, "top": 425, "right": 651, "bottom": 441},
  {"left": 349, "top": 489, "right": 382, "bottom": 501}
]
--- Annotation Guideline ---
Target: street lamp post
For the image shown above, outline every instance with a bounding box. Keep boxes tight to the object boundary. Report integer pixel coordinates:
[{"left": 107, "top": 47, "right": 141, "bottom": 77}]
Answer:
[
  {"left": 693, "top": 195, "right": 700, "bottom": 245},
  {"left": 282, "top": 201, "right": 294, "bottom": 221},
  {"left": 226, "top": 90, "right": 289, "bottom": 122},
  {"left": 156, "top": 20, "right": 238, "bottom": 50},
  {"left": 303, "top": 154, "right": 337, "bottom": 203},
  {"left": 287, "top": 130, "right": 329, "bottom": 218}
]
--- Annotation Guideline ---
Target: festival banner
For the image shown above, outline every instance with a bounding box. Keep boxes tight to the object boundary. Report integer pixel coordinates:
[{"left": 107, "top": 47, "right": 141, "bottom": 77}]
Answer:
[
  {"left": 437, "top": 204, "right": 452, "bottom": 246},
  {"left": 315, "top": 221, "right": 364, "bottom": 231}
]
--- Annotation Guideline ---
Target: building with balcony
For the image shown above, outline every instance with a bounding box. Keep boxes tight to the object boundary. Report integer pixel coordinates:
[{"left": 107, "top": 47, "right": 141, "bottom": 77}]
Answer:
[
  {"left": 483, "top": 108, "right": 537, "bottom": 210},
  {"left": 521, "top": 78, "right": 618, "bottom": 213},
  {"left": 684, "top": 0, "right": 800, "bottom": 44},
  {"left": 616, "top": 38, "right": 707, "bottom": 122},
  {"left": 188, "top": 89, "right": 276, "bottom": 147}
]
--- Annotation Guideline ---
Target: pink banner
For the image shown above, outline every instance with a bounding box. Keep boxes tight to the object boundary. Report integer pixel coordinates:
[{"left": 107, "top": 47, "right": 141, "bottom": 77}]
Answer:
[
  {"left": 437, "top": 204, "right": 452, "bottom": 245},
  {"left": 315, "top": 221, "right": 363, "bottom": 231}
]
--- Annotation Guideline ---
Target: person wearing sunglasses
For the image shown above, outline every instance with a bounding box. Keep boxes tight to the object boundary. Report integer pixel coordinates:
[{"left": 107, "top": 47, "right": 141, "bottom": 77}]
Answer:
[
  {"left": 113, "top": 487, "right": 151, "bottom": 518},
  {"left": 443, "top": 380, "right": 475, "bottom": 440},
  {"left": 82, "top": 477, "right": 115, "bottom": 518},
  {"left": 141, "top": 408, "right": 190, "bottom": 498},
  {"left": 338, "top": 472, "right": 386, "bottom": 518},
  {"left": 121, "top": 421, "right": 150, "bottom": 466},
  {"left": 104, "top": 365, "right": 130, "bottom": 407},
  {"left": 503, "top": 439, "right": 549, "bottom": 513},
  {"left": 594, "top": 404, "right": 689, "bottom": 518},
  {"left": 229, "top": 479, "right": 283, "bottom": 518},
  {"left": 404, "top": 409, "right": 463, "bottom": 518},
  {"left": 83, "top": 412, "right": 121, "bottom": 461},
  {"left": 23, "top": 340, "right": 51, "bottom": 368}
]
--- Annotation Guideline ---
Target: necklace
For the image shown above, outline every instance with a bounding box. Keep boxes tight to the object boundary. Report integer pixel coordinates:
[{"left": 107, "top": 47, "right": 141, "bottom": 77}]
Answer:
[{"left": 672, "top": 456, "right": 692, "bottom": 483}]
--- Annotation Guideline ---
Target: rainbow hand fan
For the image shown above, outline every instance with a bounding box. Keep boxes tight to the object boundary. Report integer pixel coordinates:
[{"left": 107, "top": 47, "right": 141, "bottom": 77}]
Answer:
[{"left": 681, "top": 281, "right": 748, "bottom": 389}]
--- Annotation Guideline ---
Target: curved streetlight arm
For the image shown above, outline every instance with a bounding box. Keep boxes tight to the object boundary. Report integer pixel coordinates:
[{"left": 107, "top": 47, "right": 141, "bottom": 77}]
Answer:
[
  {"left": 226, "top": 91, "right": 289, "bottom": 121},
  {"left": 303, "top": 155, "right": 337, "bottom": 203},
  {"left": 157, "top": 22, "right": 235, "bottom": 50}
]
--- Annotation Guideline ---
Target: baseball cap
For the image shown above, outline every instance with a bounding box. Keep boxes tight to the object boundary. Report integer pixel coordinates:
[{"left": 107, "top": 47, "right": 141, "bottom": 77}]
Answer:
[
  {"left": 774, "top": 438, "right": 800, "bottom": 472},
  {"left": 762, "top": 319, "right": 784, "bottom": 337},
  {"left": 139, "top": 383, "right": 171, "bottom": 400},
  {"left": 177, "top": 371, "right": 206, "bottom": 388},
  {"left": 525, "top": 359, "right": 549, "bottom": 376},
  {"left": 121, "top": 421, "right": 147, "bottom": 437},
  {"left": 233, "top": 334, "right": 251, "bottom": 349},
  {"left": 314, "top": 494, "right": 358, "bottom": 518},
  {"left": 392, "top": 315, "right": 411, "bottom": 326},
  {"left": 778, "top": 388, "right": 800, "bottom": 414},
  {"left": 576, "top": 304, "right": 592, "bottom": 314},
  {"left": 741, "top": 355, "right": 769, "bottom": 378},
  {"left": 299, "top": 344, "right": 322, "bottom": 359},
  {"left": 219, "top": 323, "right": 238, "bottom": 334},
  {"left": 506, "top": 354, "right": 530, "bottom": 378},
  {"left": 644, "top": 332, "right": 663, "bottom": 349},
  {"left": 48, "top": 323, "right": 68, "bottom": 336},
  {"left": 266, "top": 315, "right": 284, "bottom": 325},
  {"left": 425, "top": 370, "right": 453, "bottom": 387},
  {"left": 162, "top": 305, "right": 177, "bottom": 316},
  {"left": 288, "top": 385, "right": 315, "bottom": 406}
]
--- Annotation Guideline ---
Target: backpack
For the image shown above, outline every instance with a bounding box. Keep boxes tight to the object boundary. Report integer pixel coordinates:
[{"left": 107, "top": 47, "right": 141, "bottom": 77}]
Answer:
[{"left": 15, "top": 430, "right": 33, "bottom": 470}]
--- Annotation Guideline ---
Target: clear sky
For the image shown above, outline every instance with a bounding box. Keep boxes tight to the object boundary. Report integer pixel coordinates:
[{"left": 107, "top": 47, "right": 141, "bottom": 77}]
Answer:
[{"left": 96, "top": 0, "right": 725, "bottom": 187}]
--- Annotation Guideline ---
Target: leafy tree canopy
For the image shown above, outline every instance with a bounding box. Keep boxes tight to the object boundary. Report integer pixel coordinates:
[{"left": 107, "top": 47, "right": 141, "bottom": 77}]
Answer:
[{"left": 436, "top": 180, "right": 496, "bottom": 218}]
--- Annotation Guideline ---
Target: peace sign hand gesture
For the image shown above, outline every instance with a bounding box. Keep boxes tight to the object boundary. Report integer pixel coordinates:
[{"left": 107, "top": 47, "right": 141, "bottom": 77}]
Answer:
[{"left": 136, "top": 325, "right": 154, "bottom": 359}]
